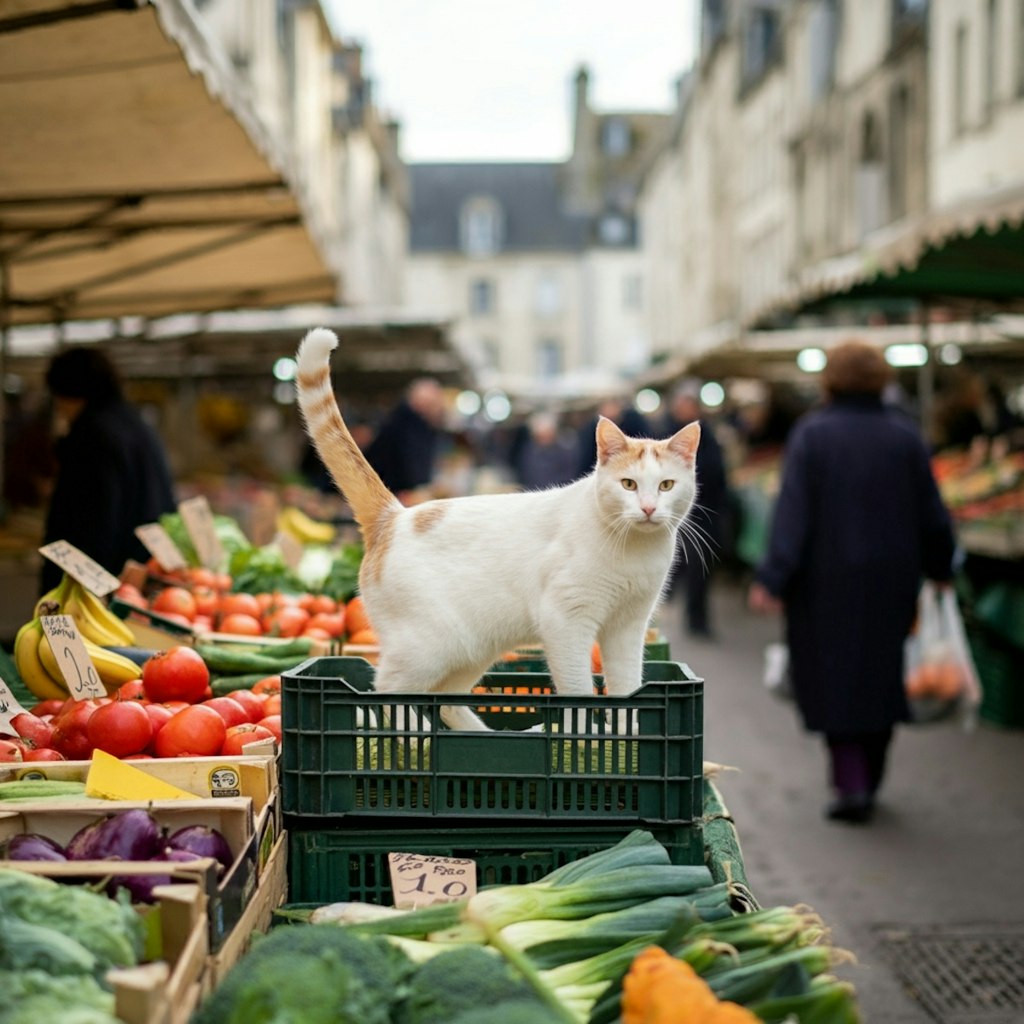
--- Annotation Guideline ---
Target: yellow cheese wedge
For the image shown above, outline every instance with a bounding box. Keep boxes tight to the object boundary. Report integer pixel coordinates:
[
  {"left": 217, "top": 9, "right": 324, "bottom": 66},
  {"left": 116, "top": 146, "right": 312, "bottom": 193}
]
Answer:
[{"left": 86, "top": 750, "right": 195, "bottom": 801}]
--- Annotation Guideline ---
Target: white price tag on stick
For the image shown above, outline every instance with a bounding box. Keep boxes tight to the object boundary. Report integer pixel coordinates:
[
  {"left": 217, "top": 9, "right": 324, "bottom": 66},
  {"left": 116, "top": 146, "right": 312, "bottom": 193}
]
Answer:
[
  {"left": 388, "top": 852, "right": 477, "bottom": 910},
  {"left": 0, "top": 679, "right": 30, "bottom": 733},
  {"left": 274, "top": 530, "right": 304, "bottom": 571},
  {"left": 135, "top": 523, "right": 188, "bottom": 572},
  {"left": 38, "top": 541, "right": 121, "bottom": 597},
  {"left": 39, "top": 615, "right": 106, "bottom": 700},
  {"left": 178, "top": 496, "right": 226, "bottom": 570}
]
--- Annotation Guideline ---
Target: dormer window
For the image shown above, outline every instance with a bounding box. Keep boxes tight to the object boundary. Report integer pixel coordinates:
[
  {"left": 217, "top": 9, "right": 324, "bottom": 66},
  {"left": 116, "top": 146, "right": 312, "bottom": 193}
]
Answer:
[
  {"left": 602, "top": 118, "right": 631, "bottom": 157},
  {"left": 460, "top": 196, "right": 504, "bottom": 256},
  {"left": 599, "top": 213, "right": 630, "bottom": 246}
]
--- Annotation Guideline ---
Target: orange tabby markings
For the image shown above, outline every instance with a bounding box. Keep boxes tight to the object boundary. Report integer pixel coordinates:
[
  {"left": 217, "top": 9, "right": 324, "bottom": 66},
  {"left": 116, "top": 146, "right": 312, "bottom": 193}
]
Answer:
[{"left": 413, "top": 503, "right": 447, "bottom": 533}]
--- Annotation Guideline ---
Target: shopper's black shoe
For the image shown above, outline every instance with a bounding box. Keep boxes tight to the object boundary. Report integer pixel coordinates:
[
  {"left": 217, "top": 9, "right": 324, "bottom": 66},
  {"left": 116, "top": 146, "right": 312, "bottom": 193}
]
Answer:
[
  {"left": 825, "top": 793, "right": 874, "bottom": 824},
  {"left": 687, "top": 624, "right": 715, "bottom": 640}
]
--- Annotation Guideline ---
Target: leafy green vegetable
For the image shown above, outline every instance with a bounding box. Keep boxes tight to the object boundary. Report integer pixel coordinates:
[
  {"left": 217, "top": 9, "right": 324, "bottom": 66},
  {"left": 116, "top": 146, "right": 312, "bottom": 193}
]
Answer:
[
  {"left": 190, "top": 922, "right": 414, "bottom": 1024},
  {"left": 159, "top": 511, "right": 252, "bottom": 568},
  {"left": 0, "top": 917, "right": 99, "bottom": 976},
  {"left": 0, "top": 869, "right": 144, "bottom": 971},
  {"left": 0, "top": 969, "right": 118, "bottom": 1024},
  {"left": 228, "top": 543, "right": 305, "bottom": 595},
  {"left": 320, "top": 543, "right": 363, "bottom": 602}
]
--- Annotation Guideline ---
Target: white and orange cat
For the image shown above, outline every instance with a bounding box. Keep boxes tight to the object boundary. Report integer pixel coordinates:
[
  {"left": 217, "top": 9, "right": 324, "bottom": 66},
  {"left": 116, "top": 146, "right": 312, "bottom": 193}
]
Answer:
[{"left": 296, "top": 327, "right": 701, "bottom": 730}]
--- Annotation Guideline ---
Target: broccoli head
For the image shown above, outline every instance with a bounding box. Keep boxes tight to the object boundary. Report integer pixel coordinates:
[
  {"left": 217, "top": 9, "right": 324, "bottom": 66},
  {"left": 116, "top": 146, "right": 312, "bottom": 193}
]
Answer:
[
  {"left": 394, "top": 946, "right": 549, "bottom": 1024},
  {"left": 190, "top": 923, "right": 414, "bottom": 1024}
]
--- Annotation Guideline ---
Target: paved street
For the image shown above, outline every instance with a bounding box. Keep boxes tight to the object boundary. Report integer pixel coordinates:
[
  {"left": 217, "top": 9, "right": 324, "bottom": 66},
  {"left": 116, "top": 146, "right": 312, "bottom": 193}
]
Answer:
[{"left": 655, "top": 580, "right": 1024, "bottom": 1024}]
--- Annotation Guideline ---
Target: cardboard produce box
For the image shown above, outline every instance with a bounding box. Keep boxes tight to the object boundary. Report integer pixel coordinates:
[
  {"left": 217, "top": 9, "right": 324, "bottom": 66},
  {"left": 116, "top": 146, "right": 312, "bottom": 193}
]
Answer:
[{"left": 0, "top": 795, "right": 276, "bottom": 951}]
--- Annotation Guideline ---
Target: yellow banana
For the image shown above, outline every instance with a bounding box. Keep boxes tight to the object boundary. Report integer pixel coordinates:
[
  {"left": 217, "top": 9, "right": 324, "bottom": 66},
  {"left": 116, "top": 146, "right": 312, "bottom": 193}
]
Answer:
[
  {"left": 13, "top": 619, "right": 69, "bottom": 702},
  {"left": 64, "top": 580, "right": 136, "bottom": 647},
  {"left": 33, "top": 574, "right": 73, "bottom": 619},
  {"left": 278, "top": 506, "right": 336, "bottom": 546},
  {"left": 37, "top": 631, "right": 141, "bottom": 696}
]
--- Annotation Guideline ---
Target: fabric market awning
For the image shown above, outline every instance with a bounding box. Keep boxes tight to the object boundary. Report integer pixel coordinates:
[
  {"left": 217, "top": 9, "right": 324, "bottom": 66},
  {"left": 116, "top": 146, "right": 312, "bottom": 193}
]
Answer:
[
  {"left": 0, "top": 0, "right": 339, "bottom": 327},
  {"left": 750, "top": 181, "right": 1024, "bottom": 328}
]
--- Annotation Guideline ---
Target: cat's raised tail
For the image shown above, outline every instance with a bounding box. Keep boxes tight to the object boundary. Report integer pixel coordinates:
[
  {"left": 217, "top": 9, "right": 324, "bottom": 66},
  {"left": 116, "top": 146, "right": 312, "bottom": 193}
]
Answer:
[{"left": 296, "top": 327, "right": 398, "bottom": 535}]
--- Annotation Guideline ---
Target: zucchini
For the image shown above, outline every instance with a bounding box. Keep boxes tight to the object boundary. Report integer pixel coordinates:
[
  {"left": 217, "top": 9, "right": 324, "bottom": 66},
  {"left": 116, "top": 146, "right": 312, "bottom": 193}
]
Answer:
[{"left": 0, "top": 780, "right": 88, "bottom": 801}]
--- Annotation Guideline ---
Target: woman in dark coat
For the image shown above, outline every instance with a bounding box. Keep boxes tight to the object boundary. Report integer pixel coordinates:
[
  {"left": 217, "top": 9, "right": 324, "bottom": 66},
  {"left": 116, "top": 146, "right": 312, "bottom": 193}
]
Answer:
[
  {"left": 749, "top": 341, "right": 956, "bottom": 823},
  {"left": 40, "top": 347, "right": 177, "bottom": 594}
]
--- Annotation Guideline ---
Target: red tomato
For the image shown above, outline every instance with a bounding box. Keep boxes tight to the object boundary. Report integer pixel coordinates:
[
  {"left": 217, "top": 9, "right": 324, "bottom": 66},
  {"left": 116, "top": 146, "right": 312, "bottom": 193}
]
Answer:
[
  {"left": 219, "top": 613, "right": 263, "bottom": 636},
  {"left": 86, "top": 700, "right": 153, "bottom": 758},
  {"left": 143, "top": 702, "right": 175, "bottom": 740},
  {"left": 301, "top": 627, "right": 332, "bottom": 642},
  {"left": 23, "top": 747, "right": 66, "bottom": 762},
  {"left": 214, "top": 573, "right": 233, "bottom": 593},
  {"left": 186, "top": 567, "right": 218, "bottom": 590},
  {"left": 217, "top": 593, "right": 262, "bottom": 622},
  {"left": 31, "top": 699, "right": 67, "bottom": 718},
  {"left": 308, "top": 594, "right": 338, "bottom": 615},
  {"left": 261, "top": 694, "right": 281, "bottom": 716},
  {"left": 192, "top": 614, "right": 214, "bottom": 634},
  {"left": 10, "top": 712, "right": 54, "bottom": 750},
  {"left": 116, "top": 679, "right": 147, "bottom": 703},
  {"left": 192, "top": 587, "right": 219, "bottom": 618},
  {"left": 0, "top": 739, "right": 24, "bottom": 762},
  {"left": 264, "top": 606, "right": 310, "bottom": 638},
  {"left": 202, "top": 697, "right": 250, "bottom": 729},
  {"left": 221, "top": 722, "right": 276, "bottom": 756},
  {"left": 142, "top": 646, "right": 210, "bottom": 704},
  {"left": 256, "top": 715, "right": 282, "bottom": 745},
  {"left": 252, "top": 676, "right": 282, "bottom": 697},
  {"left": 50, "top": 699, "right": 99, "bottom": 760},
  {"left": 123, "top": 753, "right": 153, "bottom": 760},
  {"left": 153, "top": 705, "right": 227, "bottom": 758},
  {"left": 161, "top": 701, "right": 190, "bottom": 713},
  {"left": 296, "top": 593, "right": 316, "bottom": 612},
  {"left": 307, "top": 611, "right": 345, "bottom": 638},
  {"left": 151, "top": 586, "right": 198, "bottom": 622},
  {"left": 224, "top": 689, "right": 267, "bottom": 724},
  {"left": 114, "top": 582, "right": 146, "bottom": 606}
]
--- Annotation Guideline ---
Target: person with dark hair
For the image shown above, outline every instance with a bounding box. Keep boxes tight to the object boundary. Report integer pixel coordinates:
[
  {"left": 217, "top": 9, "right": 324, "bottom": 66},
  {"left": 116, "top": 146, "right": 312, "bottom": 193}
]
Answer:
[
  {"left": 748, "top": 340, "right": 956, "bottom": 824},
  {"left": 575, "top": 395, "right": 651, "bottom": 478},
  {"left": 40, "top": 346, "right": 177, "bottom": 593}
]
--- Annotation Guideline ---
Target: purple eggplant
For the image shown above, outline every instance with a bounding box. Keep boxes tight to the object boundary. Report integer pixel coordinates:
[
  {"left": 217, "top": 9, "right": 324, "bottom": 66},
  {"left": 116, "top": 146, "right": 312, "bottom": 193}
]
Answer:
[
  {"left": 65, "top": 809, "right": 163, "bottom": 862},
  {"left": 165, "top": 825, "right": 233, "bottom": 873},
  {"left": 1, "top": 833, "right": 68, "bottom": 862},
  {"left": 107, "top": 848, "right": 206, "bottom": 905}
]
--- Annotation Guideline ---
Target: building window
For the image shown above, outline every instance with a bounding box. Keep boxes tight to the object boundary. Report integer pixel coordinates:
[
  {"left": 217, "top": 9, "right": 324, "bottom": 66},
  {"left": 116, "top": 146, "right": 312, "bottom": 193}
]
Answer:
[
  {"left": 741, "top": 4, "right": 782, "bottom": 89},
  {"left": 534, "top": 274, "right": 562, "bottom": 316},
  {"left": 623, "top": 274, "right": 642, "bottom": 311},
  {"left": 469, "top": 278, "right": 495, "bottom": 316},
  {"left": 537, "top": 339, "right": 563, "bottom": 379},
  {"left": 889, "top": 84, "right": 911, "bottom": 220},
  {"left": 602, "top": 118, "right": 631, "bottom": 157},
  {"left": 598, "top": 213, "right": 631, "bottom": 246},
  {"left": 460, "top": 196, "right": 503, "bottom": 256},
  {"left": 856, "top": 111, "right": 886, "bottom": 238},
  {"left": 954, "top": 22, "right": 969, "bottom": 136},
  {"left": 808, "top": 0, "right": 839, "bottom": 101}
]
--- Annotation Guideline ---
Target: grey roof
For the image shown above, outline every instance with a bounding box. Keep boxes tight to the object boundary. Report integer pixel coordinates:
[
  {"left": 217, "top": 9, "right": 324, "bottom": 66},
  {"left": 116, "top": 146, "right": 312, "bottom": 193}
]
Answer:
[{"left": 409, "top": 163, "right": 592, "bottom": 253}]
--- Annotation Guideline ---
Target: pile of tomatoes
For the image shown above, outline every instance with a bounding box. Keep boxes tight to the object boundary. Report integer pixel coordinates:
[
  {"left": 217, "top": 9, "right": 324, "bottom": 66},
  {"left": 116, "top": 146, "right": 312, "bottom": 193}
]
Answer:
[
  {"left": 1, "top": 646, "right": 281, "bottom": 763},
  {"left": 115, "top": 564, "right": 350, "bottom": 641}
]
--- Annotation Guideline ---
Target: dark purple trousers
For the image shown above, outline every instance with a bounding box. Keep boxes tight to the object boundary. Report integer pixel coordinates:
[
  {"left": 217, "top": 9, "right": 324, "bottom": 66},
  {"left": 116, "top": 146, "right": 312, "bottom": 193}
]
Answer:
[{"left": 824, "top": 730, "right": 894, "bottom": 797}]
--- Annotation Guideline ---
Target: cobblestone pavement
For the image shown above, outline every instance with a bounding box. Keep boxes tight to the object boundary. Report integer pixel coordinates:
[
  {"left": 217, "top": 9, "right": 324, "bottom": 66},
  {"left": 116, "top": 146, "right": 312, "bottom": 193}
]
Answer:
[{"left": 654, "top": 580, "right": 1024, "bottom": 1024}]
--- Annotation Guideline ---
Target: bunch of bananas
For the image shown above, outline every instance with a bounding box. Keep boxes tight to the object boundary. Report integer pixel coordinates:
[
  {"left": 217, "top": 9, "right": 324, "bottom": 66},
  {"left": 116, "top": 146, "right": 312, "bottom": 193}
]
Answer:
[
  {"left": 277, "top": 505, "right": 336, "bottom": 546},
  {"left": 14, "top": 576, "right": 143, "bottom": 701}
]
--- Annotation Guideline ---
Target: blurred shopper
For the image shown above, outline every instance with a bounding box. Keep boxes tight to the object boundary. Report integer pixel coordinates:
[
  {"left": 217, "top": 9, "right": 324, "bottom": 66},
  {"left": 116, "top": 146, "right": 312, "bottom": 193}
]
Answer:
[
  {"left": 575, "top": 395, "right": 651, "bottom": 477},
  {"left": 663, "top": 382, "right": 730, "bottom": 639},
  {"left": 40, "top": 346, "right": 177, "bottom": 594},
  {"left": 364, "top": 377, "right": 446, "bottom": 501},
  {"left": 515, "top": 411, "right": 577, "bottom": 490},
  {"left": 748, "top": 340, "right": 956, "bottom": 824}
]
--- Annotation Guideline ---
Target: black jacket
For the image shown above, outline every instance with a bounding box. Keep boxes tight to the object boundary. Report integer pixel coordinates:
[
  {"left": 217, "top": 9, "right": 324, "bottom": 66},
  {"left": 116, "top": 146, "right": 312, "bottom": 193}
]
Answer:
[
  {"left": 755, "top": 396, "right": 956, "bottom": 733},
  {"left": 365, "top": 401, "right": 439, "bottom": 495},
  {"left": 41, "top": 401, "right": 176, "bottom": 593}
]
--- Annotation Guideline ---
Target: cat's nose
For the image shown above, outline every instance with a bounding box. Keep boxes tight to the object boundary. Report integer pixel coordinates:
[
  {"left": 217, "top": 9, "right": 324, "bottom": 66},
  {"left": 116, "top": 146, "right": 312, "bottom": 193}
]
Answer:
[{"left": 641, "top": 505, "right": 656, "bottom": 518}]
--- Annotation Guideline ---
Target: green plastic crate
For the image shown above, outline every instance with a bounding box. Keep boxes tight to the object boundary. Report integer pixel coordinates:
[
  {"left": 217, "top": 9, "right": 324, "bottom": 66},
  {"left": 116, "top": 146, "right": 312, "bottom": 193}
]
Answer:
[
  {"left": 286, "top": 821, "right": 705, "bottom": 905},
  {"left": 281, "top": 657, "right": 703, "bottom": 822},
  {"left": 967, "top": 622, "right": 1024, "bottom": 729},
  {"left": 493, "top": 636, "right": 670, "bottom": 672}
]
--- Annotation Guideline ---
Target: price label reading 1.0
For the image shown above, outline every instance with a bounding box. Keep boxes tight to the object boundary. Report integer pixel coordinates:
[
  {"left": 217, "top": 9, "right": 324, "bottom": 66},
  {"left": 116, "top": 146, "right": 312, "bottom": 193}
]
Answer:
[
  {"left": 178, "top": 496, "right": 227, "bottom": 570},
  {"left": 38, "top": 541, "right": 121, "bottom": 597},
  {"left": 135, "top": 523, "right": 188, "bottom": 572},
  {"left": 39, "top": 615, "right": 106, "bottom": 700},
  {"left": 0, "top": 678, "right": 29, "bottom": 733},
  {"left": 387, "top": 852, "right": 477, "bottom": 910}
]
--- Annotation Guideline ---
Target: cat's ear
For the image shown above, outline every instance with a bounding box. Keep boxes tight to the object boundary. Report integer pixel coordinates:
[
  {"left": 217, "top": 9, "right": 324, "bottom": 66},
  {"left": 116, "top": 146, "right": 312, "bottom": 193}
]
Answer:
[
  {"left": 595, "top": 416, "right": 629, "bottom": 464},
  {"left": 667, "top": 422, "right": 701, "bottom": 465}
]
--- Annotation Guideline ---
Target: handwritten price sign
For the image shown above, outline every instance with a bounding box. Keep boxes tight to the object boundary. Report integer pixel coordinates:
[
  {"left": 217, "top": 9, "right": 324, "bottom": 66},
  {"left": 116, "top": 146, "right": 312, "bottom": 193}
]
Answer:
[
  {"left": 387, "top": 852, "right": 477, "bottom": 910},
  {"left": 38, "top": 541, "right": 121, "bottom": 597},
  {"left": 135, "top": 523, "right": 188, "bottom": 572},
  {"left": 0, "top": 679, "right": 29, "bottom": 733},
  {"left": 178, "top": 496, "right": 226, "bottom": 570},
  {"left": 39, "top": 615, "right": 106, "bottom": 700}
]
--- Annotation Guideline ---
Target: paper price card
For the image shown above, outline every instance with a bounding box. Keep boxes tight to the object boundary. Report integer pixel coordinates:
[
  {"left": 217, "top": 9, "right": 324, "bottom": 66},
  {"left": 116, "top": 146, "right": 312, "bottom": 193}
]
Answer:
[
  {"left": 178, "top": 496, "right": 226, "bottom": 570},
  {"left": 388, "top": 852, "right": 477, "bottom": 910},
  {"left": 39, "top": 615, "right": 106, "bottom": 700},
  {"left": 274, "top": 530, "right": 304, "bottom": 571},
  {"left": 0, "top": 679, "right": 29, "bottom": 733},
  {"left": 135, "top": 523, "right": 188, "bottom": 572},
  {"left": 38, "top": 541, "right": 121, "bottom": 597}
]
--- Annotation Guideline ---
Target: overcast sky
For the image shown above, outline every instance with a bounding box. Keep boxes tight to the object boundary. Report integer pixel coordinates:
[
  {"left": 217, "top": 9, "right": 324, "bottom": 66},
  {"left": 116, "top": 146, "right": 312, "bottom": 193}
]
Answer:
[{"left": 324, "top": 1, "right": 699, "bottom": 163}]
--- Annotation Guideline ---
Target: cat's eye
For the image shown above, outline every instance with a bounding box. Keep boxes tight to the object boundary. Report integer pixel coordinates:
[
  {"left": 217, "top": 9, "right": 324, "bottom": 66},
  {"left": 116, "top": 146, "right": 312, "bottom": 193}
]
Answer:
[
  {"left": 659, "top": 480, "right": 675, "bottom": 492},
  {"left": 621, "top": 478, "right": 638, "bottom": 491}
]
